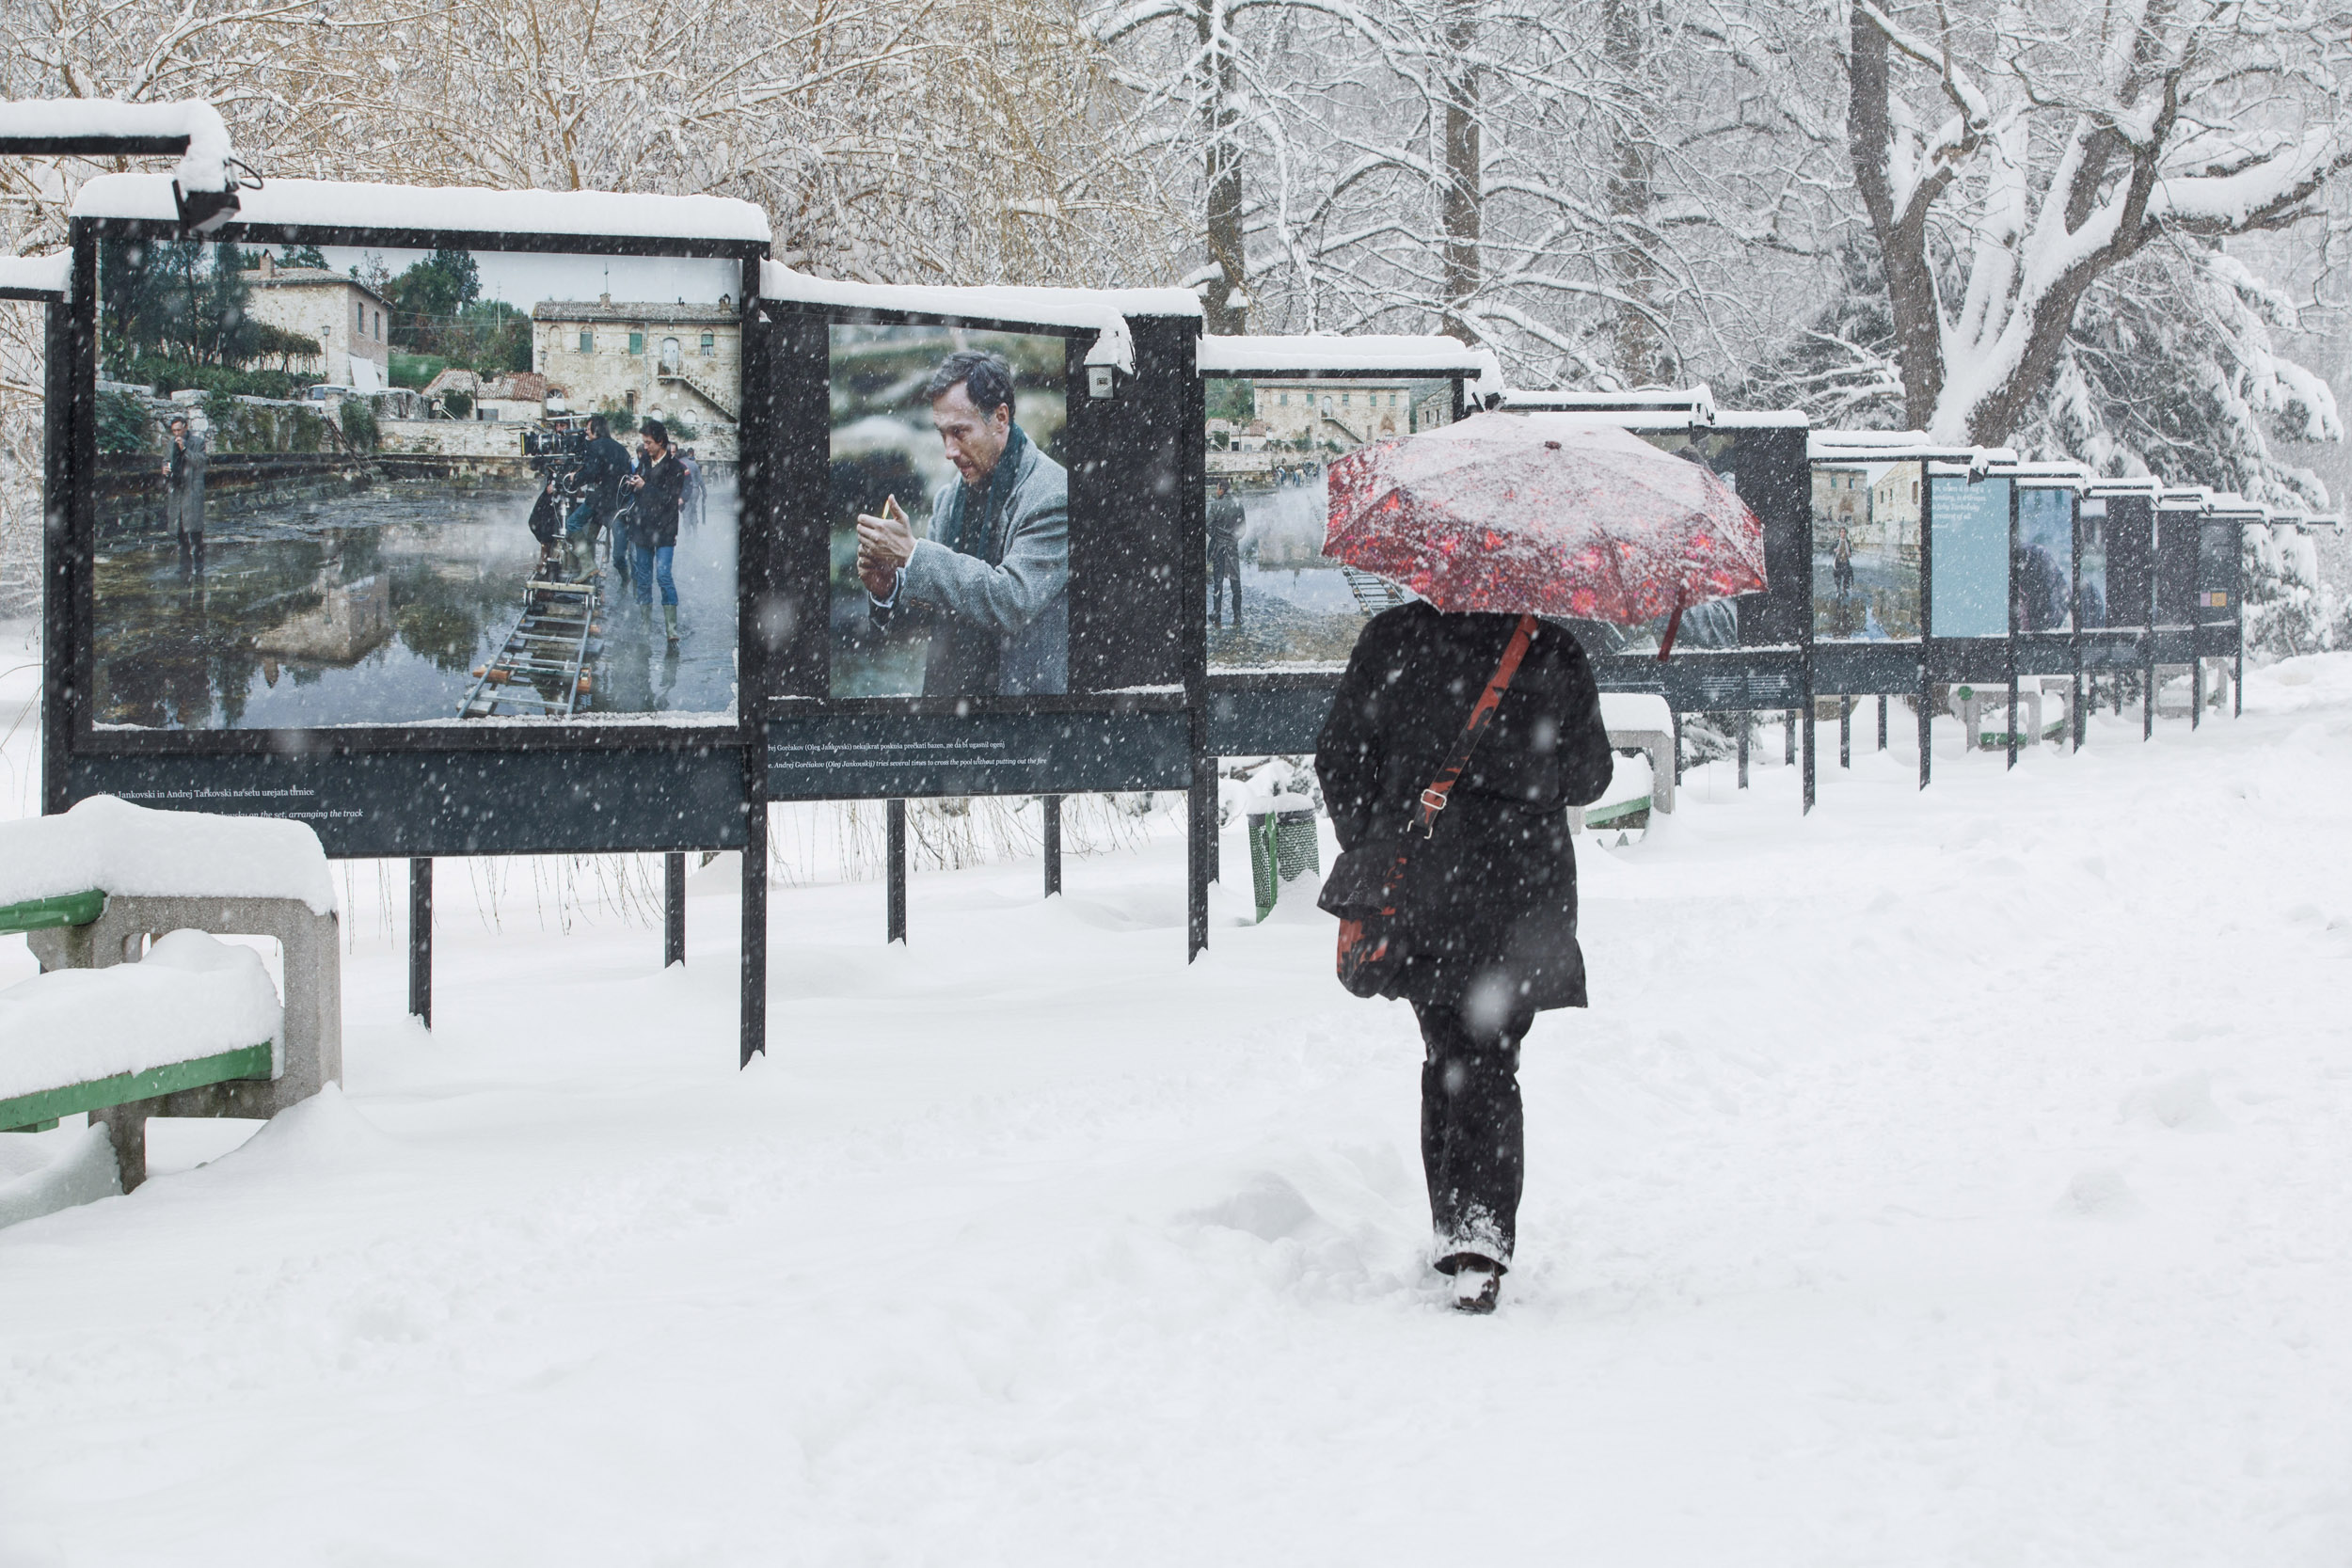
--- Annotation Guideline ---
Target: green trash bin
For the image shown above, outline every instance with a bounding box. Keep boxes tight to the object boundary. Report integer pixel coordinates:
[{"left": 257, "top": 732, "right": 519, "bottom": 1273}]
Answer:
[{"left": 1247, "top": 801, "right": 1321, "bottom": 923}]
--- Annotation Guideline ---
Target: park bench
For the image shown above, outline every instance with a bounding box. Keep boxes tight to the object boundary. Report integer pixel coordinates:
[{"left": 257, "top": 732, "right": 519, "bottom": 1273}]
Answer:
[
  {"left": 1571, "top": 692, "right": 1677, "bottom": 832},
  {"left": 1, "top": 927, "right": 280, "bottom": 1139},
  {"left": 0, "top": 798, "right": 342, "bottom": 1198},
  {"left": 1956, "top": 683, "right": 2073, "bottom": 751}
]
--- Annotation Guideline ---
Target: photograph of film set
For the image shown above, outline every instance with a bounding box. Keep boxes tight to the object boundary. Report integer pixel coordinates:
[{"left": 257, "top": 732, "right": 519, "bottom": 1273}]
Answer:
[
  {"left": 1811, "top": 458, "right": 1923, "bottom": 640},
  {"left": 1201, "top": 376, "right": 1455, "bottom": 668},
  {"left": 88, "top": 237, "right": 741, "bottom": 728},
  {"left": 827, "top": 325, "right": 1070, "bottom": 699}
]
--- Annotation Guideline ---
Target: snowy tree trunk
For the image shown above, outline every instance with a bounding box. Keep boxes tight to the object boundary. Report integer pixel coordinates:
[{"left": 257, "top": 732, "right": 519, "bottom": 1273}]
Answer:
[
  {"left": 1197, "top": 0, "right": 1248, "bottom": 335},
  {"left": 1438, "top": 0, "right": 1480, "bottom": 344},
  {"left": 1602, "top": 0, "right": 1660, "bottom": 387}
]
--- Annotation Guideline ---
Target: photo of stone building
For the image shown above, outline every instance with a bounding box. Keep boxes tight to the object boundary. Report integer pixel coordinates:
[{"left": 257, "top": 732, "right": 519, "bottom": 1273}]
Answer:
[
  {"left": 235, "top": 252, "right": 393, "bottom": 390},
  {"left": 1248, "top": 377, "right": 1453, "bottom": 450},
  {"left": 532, "top": 296, "right": 741, "bottom": 456}
]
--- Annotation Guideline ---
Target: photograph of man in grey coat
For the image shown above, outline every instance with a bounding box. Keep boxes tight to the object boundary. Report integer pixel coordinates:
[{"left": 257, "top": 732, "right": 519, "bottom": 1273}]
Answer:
[
  {"left": 854, "top": 349, "right": 1071, "bottom": 696},
  {"left": 163, "top": 414, "right": 207, "bottom": 565}
]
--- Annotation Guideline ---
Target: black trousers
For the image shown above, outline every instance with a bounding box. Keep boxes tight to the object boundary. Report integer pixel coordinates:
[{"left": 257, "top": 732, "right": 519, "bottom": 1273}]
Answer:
[
  {"left": 1210, "top": 546, "right": 1243, "bottom": 626},
  {"left": 1413, "top": 997, "right": 1527, "bottom": 1272}
]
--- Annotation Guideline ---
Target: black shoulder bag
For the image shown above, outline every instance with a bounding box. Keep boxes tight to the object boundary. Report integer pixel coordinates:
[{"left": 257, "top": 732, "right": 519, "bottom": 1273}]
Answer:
[{"left": 1317, "top": 613, "right": 1538, "bottom": 999}]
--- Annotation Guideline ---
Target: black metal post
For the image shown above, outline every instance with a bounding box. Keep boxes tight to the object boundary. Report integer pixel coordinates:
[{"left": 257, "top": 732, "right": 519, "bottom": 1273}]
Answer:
[
  {"left": 2142, "top": 637, "right": 2155, "bottom": 740},
  {"left": 886, "top": 799, "right": 907, "bottom": 944},
  {"left": 2009, "top": 483, "right": 2022, "bottom": 770},
  {"left": 1918, "top": 665, "right": 1933, "bottom": 788},
  {"left": 1737, "top": 715, "right": 1750, "bottom": 789},
  {"left": 2006, "top": 666, "right": 2020, "bottom": 770},
  {"left": 1800, "top": 695, "right": 1815, "bottom": 815},
  {"left": 1187, "top": 756, "right": 1214, "bottom": 961},
  {"left": 2234, "top": 641, "right": 2244, "bottom": 718},
  {"left": 407, "top": 858, "right": 432, "bottom": 1029},
  {"left": 2191, "top": 659, "right": 2202, "bottom": 730},
  {"left": 1784, "top": 708, "right": 1797, "bottom": 766},
  {"left": 1839, "top": 696, "right": 1851, "bottom": 768},
  {"left": 740, "top": 799, "right": 766, "bottom": 1068},
  {"left": 664, "top": 852, "right": 685, "bottom": 967},
  {"left": 1041, "top": 795, "right": 1063, "bottom": 897},
  {"left": 1672, "top": 710, "right": 1685, "bottom": 783},
  {"left": 1878, "top": 694, "right": 1888, "bottom": 752}
]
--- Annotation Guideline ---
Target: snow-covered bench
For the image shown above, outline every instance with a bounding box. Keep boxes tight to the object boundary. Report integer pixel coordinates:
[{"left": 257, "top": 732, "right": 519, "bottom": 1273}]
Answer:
[
  {"left": 1588, "top": 691, "right": 1677, "bottom": 825},
  {"left": 0, "top": 930, "right": 280, "bottom": 1138},
  {"left": 0, "top": 798, "right": 341, "bottom": 1193}
]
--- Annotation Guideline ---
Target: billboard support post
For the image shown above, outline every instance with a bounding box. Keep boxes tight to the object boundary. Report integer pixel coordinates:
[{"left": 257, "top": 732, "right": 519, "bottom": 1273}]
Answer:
[
  {"left": 1042, "top": 796, "right": 1062, "bottom": 897},
  {"left": 886, "top": 800, "right": 907, "bottom": 944},
  {"left": 739, "top": 795, "right": 766, "bottom": 1068},
  {"left": 1917, "top": 664, "right": 1932, "bottom": 788},
  {"left": 664, "top": 853, "right": 686, "bottom": 968},
  {"left": 1800, "top": 694, "right": 1815, "bottom": 814},
  {"left": 2007, "top": 483, "right": 2021, "bottom": 770},
  {"left": 407, "top": 858, "right": 432, "bottom": 1029},
  {"left": 1186, "top": 754, "right": 1213, "bottom": 962},
  {"left": 1839, "top": 696, "right": 1851, "bottom": 768}
]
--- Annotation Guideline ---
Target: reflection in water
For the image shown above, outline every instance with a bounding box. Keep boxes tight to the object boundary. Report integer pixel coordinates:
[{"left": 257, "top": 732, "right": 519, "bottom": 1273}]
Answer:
[{"left": 93, "top": 474, "right": 739, "bottom": 728}]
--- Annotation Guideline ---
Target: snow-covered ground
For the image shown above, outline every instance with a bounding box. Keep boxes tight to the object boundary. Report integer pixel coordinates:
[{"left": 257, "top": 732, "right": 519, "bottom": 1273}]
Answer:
[{"left": 5, "top": 632, "right": 2352, "bottom": 1565}]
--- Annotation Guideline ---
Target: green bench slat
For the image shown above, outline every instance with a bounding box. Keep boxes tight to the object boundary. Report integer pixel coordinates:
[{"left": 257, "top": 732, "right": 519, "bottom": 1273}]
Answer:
[
  {"left": 1584, "top": 795, "right": 1652, "bottom": 829},
  {"left": 0, "top": 1042, "right": 273, "bottom": 1132},
  {"left": 0, "top": 891, "right": 107, "bottom": 936}
]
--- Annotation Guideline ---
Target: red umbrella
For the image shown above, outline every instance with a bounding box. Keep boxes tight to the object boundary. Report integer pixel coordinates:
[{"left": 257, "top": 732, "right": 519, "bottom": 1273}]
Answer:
[{"left": 1324, "top": 411, "right": 1768, "bottom": 656}]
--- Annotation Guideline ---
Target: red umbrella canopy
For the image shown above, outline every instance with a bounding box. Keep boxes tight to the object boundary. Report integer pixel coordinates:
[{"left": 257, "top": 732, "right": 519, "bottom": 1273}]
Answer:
[{"left": 1323, "top": 411, "right": 1769, "bottom": 623}]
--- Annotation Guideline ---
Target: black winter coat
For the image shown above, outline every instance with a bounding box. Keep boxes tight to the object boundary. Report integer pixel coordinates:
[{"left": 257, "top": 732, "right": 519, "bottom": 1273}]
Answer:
[
  {"left": 630, "top": 452, "right": 689, "bottom": 549},
  {"left": 1315, "top": 602, "right": 1615, "bottom": 1016}
]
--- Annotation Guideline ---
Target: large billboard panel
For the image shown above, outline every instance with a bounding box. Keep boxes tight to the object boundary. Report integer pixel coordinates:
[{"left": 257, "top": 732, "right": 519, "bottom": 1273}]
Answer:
[
  {"left": 827, "top": 325, "right": 1070, "bottom": 698},
  {"left": 1201, "top": 375, "right": 1456, "bottom": 669},
  {"left": 1812, "top": 459, "right": 1922, "bottom": 640},
  {"left": 2014, "top": 485, "right": 2074, "bottom": 633},
  {"left": 91, "top": 237, "right": 741, "bottom": 729},
  {"left": 1930, "top": 474, "right": 2011, "bottom": 638},
  {"left": 2078, "top": 498, "right": 2111, "bottom": 628}
]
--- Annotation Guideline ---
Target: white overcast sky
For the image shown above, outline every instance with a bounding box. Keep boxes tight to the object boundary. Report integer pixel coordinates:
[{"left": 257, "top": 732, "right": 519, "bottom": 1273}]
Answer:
[{"left": 317, "top": 246, "right": 740, "bottom": 309}]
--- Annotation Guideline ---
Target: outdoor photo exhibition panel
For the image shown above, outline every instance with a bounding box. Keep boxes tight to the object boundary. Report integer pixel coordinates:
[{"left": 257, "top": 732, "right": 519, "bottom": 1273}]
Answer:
[
  {"left": 1200, "top": 384, "right": 1816, "bottom": 758},
  {"left": 49, "top": 176, "right": 770, "bottom": 857},
  {"left": 753, "top": 271, "right": 1202, "bottom": 802},
  {"left": 2084, "top": 483, "right": 2157, "bottom": 681},
  {"left": 2014, "top": 478, "right": 2077, "bottom": 679},
  {"left": 1578, "top": 413, "right": 1812, "bottom": 713},
  {"left": 1195, "top": 336, "right": 1487, "bottom": 756}
]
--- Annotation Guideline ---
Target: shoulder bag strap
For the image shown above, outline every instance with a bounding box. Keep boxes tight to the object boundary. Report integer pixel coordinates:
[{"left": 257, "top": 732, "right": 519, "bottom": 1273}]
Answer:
[{"left": 1410, "top": 612, "right": 1539, "bottom": 839}]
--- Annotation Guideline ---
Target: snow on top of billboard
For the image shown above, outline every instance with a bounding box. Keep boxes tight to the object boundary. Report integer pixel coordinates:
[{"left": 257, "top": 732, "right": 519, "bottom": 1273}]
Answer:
[
  {"left": 1196, "top": 333, "right": 1497, "bottom": 384},
  {"left": 0, "top": 99, "right": 232, "bottom": 193},
  {"left": 71, "top": 175, "right": 771, "bottom": 244},
  {"left": 760, "top": 261, "right": 1199, "bottom": 326},
  {"left": 0, "top": 252, "right": 70, "bottom": 300}
]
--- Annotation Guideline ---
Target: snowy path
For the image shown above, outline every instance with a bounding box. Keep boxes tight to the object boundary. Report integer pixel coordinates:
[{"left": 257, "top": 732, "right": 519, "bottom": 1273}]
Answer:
[{"left": 5, "top": 653, "right": 2352, "bottom": 1564}]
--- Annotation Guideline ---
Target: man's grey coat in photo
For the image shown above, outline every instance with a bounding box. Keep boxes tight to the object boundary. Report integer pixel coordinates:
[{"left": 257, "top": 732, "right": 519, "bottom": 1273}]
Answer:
[
  {"left": 165, "top": 428, "right": 207, "bottom": 539},
  {"left": 876, "top": 422, "right": 1070, "bottom": 696}
]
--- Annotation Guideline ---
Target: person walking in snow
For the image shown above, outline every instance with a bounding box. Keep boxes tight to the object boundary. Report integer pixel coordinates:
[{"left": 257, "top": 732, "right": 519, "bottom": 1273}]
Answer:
[{"left": 1315, "top": 604, "right": 1614, "bottom": 1312}]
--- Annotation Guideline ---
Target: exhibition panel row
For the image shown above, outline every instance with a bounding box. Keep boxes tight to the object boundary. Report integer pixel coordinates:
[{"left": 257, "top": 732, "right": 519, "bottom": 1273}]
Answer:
[{"left": 25, "top": 174, "right": 2306, "bottom": 862}]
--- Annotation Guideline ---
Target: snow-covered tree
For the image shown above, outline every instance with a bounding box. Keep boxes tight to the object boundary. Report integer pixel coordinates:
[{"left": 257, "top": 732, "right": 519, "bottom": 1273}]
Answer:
[{"left": 1845, "top": 0, "right": 2352, "bottom": 448}]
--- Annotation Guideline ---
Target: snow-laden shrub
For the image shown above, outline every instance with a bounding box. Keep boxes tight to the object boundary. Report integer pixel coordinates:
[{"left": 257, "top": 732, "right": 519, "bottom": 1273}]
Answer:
[{"left": 2244, "top": 524, "right": 2339, "bottom": 661}]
